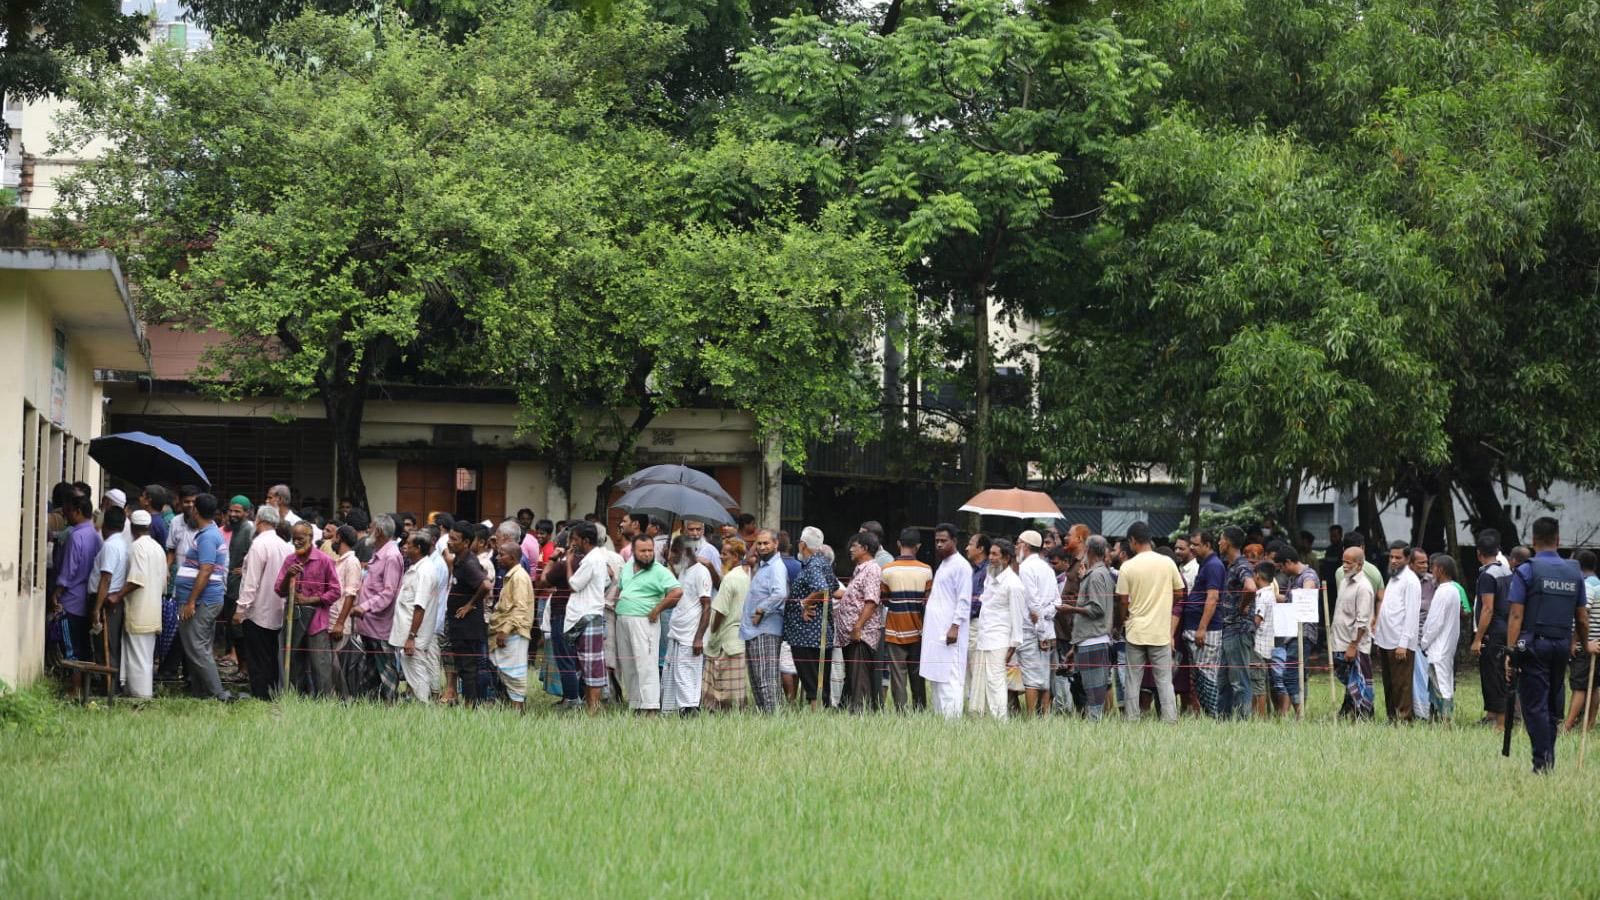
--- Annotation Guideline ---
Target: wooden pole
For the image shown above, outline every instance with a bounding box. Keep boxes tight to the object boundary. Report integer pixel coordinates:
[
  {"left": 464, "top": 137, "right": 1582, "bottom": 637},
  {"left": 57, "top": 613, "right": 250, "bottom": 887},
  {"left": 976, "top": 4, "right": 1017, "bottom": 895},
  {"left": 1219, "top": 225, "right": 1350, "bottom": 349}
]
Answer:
[
  {"left": 815, "top": 584, "right": 831, "bottom": 711},
  {"left": 283, "top": 575, "right": 296, "bottom": 694},
  {"left": 1581, "top": 652, "right": 1597, "bottom": 771},
  {"left": 1322, "top": 582, "right": 1337, "bottom": 712},
  {"left": 1297, "top": 627, "right": 1305, "bottom": 722},
  {"left": 100, "top": 602, "right": 115, "bottom": 701}
]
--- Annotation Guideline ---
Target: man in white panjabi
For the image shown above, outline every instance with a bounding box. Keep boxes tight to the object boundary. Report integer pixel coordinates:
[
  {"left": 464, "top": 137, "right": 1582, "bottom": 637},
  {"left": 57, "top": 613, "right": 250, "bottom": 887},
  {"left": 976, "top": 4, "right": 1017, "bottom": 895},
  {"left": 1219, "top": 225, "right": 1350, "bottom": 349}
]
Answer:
[
  {"left": 118, "top": 510, "right": 168, "bottom": 699},
  {"left": 967, "top": 538, "right": 1024, "bottom": 719},
  {"left": 921, "top": 524, "right": 973, "bottom": 718},
  {"left": 389, "top": 532, "right": 443, "bottom": 702}
]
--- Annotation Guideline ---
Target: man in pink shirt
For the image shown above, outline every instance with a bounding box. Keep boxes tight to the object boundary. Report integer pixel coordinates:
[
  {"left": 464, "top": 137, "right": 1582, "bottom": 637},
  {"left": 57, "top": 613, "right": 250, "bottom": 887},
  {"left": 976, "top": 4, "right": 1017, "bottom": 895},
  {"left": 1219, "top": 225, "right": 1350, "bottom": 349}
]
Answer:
[
  {"left": 348, "top": 513, "right": 404, "bottom": 701},
  {"left": 275, "top": 521, "right": 340, "bottom": 696}
]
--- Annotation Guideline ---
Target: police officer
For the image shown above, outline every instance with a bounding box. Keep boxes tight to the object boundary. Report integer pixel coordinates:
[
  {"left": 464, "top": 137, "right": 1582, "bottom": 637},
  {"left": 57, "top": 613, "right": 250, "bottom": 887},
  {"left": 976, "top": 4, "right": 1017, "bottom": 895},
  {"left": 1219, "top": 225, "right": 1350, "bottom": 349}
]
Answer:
[{"left": 1505, "top": 516, "right": 1592, "bottom": 772}]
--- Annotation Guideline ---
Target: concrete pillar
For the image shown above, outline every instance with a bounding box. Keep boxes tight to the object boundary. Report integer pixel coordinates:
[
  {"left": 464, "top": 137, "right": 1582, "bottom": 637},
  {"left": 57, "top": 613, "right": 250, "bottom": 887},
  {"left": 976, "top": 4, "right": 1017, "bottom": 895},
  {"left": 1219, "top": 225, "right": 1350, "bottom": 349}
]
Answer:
[{"left": 760, "top": 431, "right": 783, "bottom": 531}]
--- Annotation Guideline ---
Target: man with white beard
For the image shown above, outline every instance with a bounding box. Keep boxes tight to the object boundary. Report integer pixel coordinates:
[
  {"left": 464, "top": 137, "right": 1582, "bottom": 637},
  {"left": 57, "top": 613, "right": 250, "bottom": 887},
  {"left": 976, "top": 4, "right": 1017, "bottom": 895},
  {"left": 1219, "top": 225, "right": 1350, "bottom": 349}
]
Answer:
[
  {"left": 658, "top": 535, "right": 714, "bottom": 715},
  {"left": 968, "top": 538, "right": 1025, "bottom": 718},
  {"left": 682, "top": 519, "right": 723, "bottom": 590}
]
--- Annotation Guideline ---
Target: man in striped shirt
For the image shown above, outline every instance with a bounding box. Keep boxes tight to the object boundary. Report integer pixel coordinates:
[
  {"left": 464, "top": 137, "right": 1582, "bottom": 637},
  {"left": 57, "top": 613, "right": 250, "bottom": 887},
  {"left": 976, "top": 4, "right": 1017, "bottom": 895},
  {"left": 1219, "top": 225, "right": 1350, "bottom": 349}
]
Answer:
[{"left": 881, "top": 528, "right": 932, "bottom": 712}]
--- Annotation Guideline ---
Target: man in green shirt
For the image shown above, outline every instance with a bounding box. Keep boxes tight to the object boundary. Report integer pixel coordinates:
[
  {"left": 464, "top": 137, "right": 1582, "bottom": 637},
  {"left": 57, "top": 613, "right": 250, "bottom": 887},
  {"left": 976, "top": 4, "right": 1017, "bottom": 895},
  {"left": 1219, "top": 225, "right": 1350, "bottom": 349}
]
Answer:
[{"left": 615, "top": 535, "right": 682, "bottom": 713}]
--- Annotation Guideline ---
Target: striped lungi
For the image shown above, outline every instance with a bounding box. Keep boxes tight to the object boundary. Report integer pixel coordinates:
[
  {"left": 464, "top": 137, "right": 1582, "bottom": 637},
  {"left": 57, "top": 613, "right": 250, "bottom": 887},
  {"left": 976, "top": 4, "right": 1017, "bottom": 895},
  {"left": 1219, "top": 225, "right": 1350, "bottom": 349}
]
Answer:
[
  {"left": 705, "top": 653, "right": 747, "bottom": 704},
  {"left": 745, "top": 633, "right": 781, "bottom": 713},
  {"left": 492, "top": 634, "right": 529, "bottom": 702},
  {"left": 567, "top": 614, "right": 606, "bottom": 688}
]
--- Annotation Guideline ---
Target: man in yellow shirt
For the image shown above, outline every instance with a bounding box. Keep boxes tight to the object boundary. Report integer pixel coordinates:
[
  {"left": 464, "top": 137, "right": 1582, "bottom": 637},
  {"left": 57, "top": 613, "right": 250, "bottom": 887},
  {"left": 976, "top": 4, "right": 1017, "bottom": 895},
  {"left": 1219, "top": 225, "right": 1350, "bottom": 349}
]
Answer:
[{"left": 1114, "top": 522, "right": 1186, "bottom": 722}]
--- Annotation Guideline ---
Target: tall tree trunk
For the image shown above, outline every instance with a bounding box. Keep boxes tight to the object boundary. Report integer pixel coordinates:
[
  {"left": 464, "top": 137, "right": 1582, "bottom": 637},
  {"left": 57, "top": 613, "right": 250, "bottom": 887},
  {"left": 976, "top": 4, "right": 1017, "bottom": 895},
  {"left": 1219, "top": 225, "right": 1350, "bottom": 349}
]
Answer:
[
  {"left": 1412, "top": 491, "right": 1436, "bottom": 551},
  {"left": 593, "top": 404, "right": 657, "bottom": 520},
  {"left": 1282, "top": 469, "right": 1303, "bottom": 541},
  {"left": 967, "top": 284, "right": 991, "bottom": 533},
  {"left": 883, "top": 309, "right": 904, "bottom": 432},
  {"left": 1187, "top": 452, "right": 1204, "bottom": 532},
  {"left": 323, "top": 386, "right": 368, "bottom": 512},
  {"left": 1439, "top": 476, "right": 1460, "bottom": 563},
  {"left": 1356, "top": 480, "right": 1387, "bottom": 555},
  {"left": 1459, "top": 471, "right": 1520, "bottom": 547},
  {"left": 548, "top": 430, "right": 574, "bottom": 522}
]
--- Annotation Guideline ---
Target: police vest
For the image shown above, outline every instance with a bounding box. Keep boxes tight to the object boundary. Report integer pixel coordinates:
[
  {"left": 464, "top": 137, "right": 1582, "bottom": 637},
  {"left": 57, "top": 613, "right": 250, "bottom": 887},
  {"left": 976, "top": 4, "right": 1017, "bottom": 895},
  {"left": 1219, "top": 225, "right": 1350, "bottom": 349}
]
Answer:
[{"left": 1518, "top": 557, "right": 1583, "bottom": 640}]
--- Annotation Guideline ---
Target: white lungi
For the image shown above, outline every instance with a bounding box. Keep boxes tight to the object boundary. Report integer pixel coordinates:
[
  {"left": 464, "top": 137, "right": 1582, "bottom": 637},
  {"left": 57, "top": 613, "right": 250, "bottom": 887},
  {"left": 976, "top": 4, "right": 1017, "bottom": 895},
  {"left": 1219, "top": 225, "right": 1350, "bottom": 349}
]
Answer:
[
  {"left": 122, "top": 632, "right": 156, "bottom": 699},
  {"left": 1017, "top": 638, "right": 1049, "bottom": 690},
  {"left": 399, "top": 644, "right": 440, "bottom": 703},
  {"left": 660, "top": 638, "right": 703, "bottom": 712},
  {"left": 927, "top": 676, "right": 964, "bottom": 719},
  {"left": 616, "top": 615, "right": 661, "bottom": 710},
  {"left": 1430, "top": 655, "right": 1455, "bottom": 701},
  {"left": 966, "top": 648, "right": 1008, "bottom": 719}
]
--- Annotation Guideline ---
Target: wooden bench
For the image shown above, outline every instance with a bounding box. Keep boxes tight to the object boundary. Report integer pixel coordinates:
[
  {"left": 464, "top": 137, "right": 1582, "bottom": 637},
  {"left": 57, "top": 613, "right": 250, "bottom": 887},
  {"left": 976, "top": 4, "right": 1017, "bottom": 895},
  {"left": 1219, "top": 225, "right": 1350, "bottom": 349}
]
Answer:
[{"left": 55, "top": 658, "right": 118, "bottom": 705}]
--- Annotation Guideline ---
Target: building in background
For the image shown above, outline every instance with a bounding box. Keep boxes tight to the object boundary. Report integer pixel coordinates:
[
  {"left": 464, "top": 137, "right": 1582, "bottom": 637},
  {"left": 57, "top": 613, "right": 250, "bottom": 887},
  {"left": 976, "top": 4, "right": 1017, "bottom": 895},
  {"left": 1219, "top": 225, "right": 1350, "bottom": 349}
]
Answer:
[
  {"left": 103, "top": 327, "right": 777, "bottom": 534},
  {"left": 3, "top": 3, "right": 208, "bottom": 219},
  {"left": 1, "top": 249, "right": 149, "bottom": 687}
]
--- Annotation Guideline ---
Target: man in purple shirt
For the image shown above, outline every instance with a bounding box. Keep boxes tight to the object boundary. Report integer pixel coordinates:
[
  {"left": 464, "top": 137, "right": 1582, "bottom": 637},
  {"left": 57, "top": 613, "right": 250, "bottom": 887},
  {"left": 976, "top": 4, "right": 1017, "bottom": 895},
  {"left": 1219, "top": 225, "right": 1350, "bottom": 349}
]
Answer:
[
  {"left": 51, "top": 494, "right": 103, "bottom": 688},
  {"left": 275, "top": 521, "right": 341, "bottom": 696},
  {"left": 349, "top": 514, "right": 404, "bottom": 700}
]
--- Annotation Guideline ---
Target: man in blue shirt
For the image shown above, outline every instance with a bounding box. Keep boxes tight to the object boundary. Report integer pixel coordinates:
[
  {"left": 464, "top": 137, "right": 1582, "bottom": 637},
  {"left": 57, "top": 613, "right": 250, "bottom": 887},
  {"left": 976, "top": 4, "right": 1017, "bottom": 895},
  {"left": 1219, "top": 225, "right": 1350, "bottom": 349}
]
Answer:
[
  {"left": 175, "top": 493, "right": 231, "bottom": 701},
  {"left": 1179, "top": 529, "right": 1228, "bottom": 717},
  {"left": 742, "top": 530, "right": 788, "bottom": 713},
  {"left": 1506, "top": 516, "right": 1590, "bottom": 772}
]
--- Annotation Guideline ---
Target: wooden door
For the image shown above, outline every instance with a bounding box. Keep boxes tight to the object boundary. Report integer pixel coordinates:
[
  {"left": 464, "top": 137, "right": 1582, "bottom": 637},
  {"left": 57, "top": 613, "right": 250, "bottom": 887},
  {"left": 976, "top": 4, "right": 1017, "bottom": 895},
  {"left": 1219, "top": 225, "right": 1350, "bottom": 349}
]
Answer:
[
  {"left": 480, "top": 461, "right": 507, "bottom": 524},
  {"left": 396, "top": 461, "right": 455, "bottom": 520}
]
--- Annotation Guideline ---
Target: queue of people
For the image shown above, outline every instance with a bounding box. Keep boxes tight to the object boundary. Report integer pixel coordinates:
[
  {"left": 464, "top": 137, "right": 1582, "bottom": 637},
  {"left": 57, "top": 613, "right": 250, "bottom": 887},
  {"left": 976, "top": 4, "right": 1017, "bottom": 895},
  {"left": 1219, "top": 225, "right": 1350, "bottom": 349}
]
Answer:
[{"left": 44, "top": 480, "right": 1600, "bottom": 771}]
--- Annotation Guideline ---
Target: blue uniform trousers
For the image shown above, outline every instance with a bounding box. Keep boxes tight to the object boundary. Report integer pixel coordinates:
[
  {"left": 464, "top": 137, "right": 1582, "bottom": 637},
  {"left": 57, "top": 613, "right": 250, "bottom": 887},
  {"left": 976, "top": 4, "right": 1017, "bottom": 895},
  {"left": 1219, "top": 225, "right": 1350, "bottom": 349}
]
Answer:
[{"left": 1518, "top": 636, "right": 1570, "bottom": 772}]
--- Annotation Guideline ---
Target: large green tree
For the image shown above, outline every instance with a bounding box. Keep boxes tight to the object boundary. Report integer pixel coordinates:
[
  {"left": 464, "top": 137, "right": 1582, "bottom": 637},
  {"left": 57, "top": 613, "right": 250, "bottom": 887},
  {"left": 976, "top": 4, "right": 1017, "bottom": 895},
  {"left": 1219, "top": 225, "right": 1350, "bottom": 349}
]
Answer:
[
  {"left": 1032, "top": 0, "right": 1600, "bottom": 545},
  {"left": 734, "top": 0, "right": 1165, "bottom": 518},
  {"left": 53, "top": 0, "right": 903, "bottom": 517},
  {"left": 48, "top": 4, "right": 686, "bottom": 509}
]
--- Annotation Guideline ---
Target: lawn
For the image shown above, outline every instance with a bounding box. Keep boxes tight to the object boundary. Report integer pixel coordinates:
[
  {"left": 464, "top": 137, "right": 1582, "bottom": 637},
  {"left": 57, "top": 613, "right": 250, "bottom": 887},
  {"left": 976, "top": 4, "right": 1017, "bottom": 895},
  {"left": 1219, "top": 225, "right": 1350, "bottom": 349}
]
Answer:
[{"left": 2, "top": 674, "right": 1597, "bottom": 898}]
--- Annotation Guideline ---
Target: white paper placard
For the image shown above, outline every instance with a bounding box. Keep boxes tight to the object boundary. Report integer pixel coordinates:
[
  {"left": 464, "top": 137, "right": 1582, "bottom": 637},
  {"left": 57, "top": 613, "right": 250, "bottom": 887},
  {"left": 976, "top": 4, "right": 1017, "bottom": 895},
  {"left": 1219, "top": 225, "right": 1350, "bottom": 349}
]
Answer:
[{"left": 1290, "top": 587, "right": 1320, "bottom": 624}]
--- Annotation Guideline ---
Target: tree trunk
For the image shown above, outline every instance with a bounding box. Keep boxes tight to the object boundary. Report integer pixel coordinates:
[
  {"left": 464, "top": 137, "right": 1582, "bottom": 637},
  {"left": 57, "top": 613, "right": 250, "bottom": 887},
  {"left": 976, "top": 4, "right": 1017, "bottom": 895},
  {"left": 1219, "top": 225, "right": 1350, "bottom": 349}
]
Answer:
[
  {"left": 593, "top": 405, "right": 657, "bottom": 520},
  {"left": 1187, "top": 452, "right": 1204, "bottom": 532},
  {"left": 1356, "top": 480, "right": 1387, "bottom": 555},
  {"left": 1459, "top": 470, "right": 1520, "bottom": 547},
  {"left": 548, "top": 430, "right": 574, "bottom": 522},
  {"left": 1282, "top": 469, "right": 1303, "bottom": 541},
  {"left": 967, "top": 284, "right": 991, "bottom": 534},
  {"left": 323, "top": 386, "right": 368, "bottom": 513},
  {"left": 1411, "top": 491, "right": 1435, "bottom": 551},
  {"left": 1439, "top": 476, "right": 1460, "bottom": 563},
  {"left": 882, "top": 309, "right": 904, "bottom": 432}
]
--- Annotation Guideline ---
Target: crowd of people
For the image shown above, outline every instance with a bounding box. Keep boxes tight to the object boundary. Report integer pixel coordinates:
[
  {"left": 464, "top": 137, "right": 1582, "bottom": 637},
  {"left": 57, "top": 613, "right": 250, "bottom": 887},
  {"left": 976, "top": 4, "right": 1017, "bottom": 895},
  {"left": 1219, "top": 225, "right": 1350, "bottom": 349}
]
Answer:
[{"left": 44, "top": 479, "right": 1600, "bottom": 771}]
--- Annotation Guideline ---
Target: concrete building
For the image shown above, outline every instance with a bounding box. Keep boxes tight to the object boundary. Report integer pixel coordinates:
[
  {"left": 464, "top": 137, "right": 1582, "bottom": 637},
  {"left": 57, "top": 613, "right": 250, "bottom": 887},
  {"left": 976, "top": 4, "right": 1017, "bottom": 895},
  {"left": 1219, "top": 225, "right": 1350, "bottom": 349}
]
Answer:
[
  {"left": 1, "top": 249, "right": 149, "bottom": 688},
  {"left": 103, "top": 327, "right": 779, "bottom": 534},
  {"left": 4, "top": 3, "right": 208, "bottom": 217}
]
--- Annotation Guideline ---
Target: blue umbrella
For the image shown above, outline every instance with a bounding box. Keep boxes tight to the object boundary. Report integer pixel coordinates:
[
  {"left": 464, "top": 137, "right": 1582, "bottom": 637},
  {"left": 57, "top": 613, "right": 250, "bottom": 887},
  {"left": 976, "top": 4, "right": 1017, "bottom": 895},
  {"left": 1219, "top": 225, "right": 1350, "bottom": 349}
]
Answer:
[{"left": 88, "top": 431, "right": 211, "bottom": 490}]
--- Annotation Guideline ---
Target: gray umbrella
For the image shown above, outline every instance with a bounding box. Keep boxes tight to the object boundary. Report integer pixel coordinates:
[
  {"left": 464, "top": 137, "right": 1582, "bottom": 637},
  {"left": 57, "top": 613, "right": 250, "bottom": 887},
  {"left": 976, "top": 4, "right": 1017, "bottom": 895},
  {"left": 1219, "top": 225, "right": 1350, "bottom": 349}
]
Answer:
[
  {"left": 613, "top": 463, "right": 738, "bottom": 509},
  {"left": 611, "top": 482, "right": 735, "bottom": 526}
]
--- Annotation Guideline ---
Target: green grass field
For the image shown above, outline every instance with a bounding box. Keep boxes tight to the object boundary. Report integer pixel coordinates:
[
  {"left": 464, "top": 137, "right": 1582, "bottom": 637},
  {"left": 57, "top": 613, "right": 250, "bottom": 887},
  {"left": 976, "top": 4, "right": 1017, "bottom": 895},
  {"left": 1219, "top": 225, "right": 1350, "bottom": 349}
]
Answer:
[{"left": 3, "top": 675, "right": 1597, "bottom": 898}]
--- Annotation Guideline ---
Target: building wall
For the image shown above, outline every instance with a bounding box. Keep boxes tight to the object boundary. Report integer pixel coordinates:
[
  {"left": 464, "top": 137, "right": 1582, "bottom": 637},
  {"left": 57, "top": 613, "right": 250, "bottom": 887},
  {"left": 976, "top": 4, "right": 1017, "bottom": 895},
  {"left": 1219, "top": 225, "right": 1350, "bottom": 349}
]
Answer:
[
  {"left": 360, "top": 459, "right": 398, "bottom": 517},
  {"left": 1, "top": 274, "right": 110, "bottom": 688}
]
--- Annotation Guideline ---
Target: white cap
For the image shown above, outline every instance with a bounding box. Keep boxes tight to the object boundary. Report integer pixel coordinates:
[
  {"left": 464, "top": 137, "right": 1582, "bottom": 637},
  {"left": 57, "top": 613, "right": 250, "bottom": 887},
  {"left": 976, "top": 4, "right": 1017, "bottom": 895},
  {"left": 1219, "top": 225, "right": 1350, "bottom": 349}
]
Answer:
[
  {"left": 1018, "top": 529, "right": 1043, "bottom": 548},
  {"left": 130, "top": 509, "right": 152, "bottom": 526},
  {"left": 104, "top": 488, "right": 127, "bottom": 507}
]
